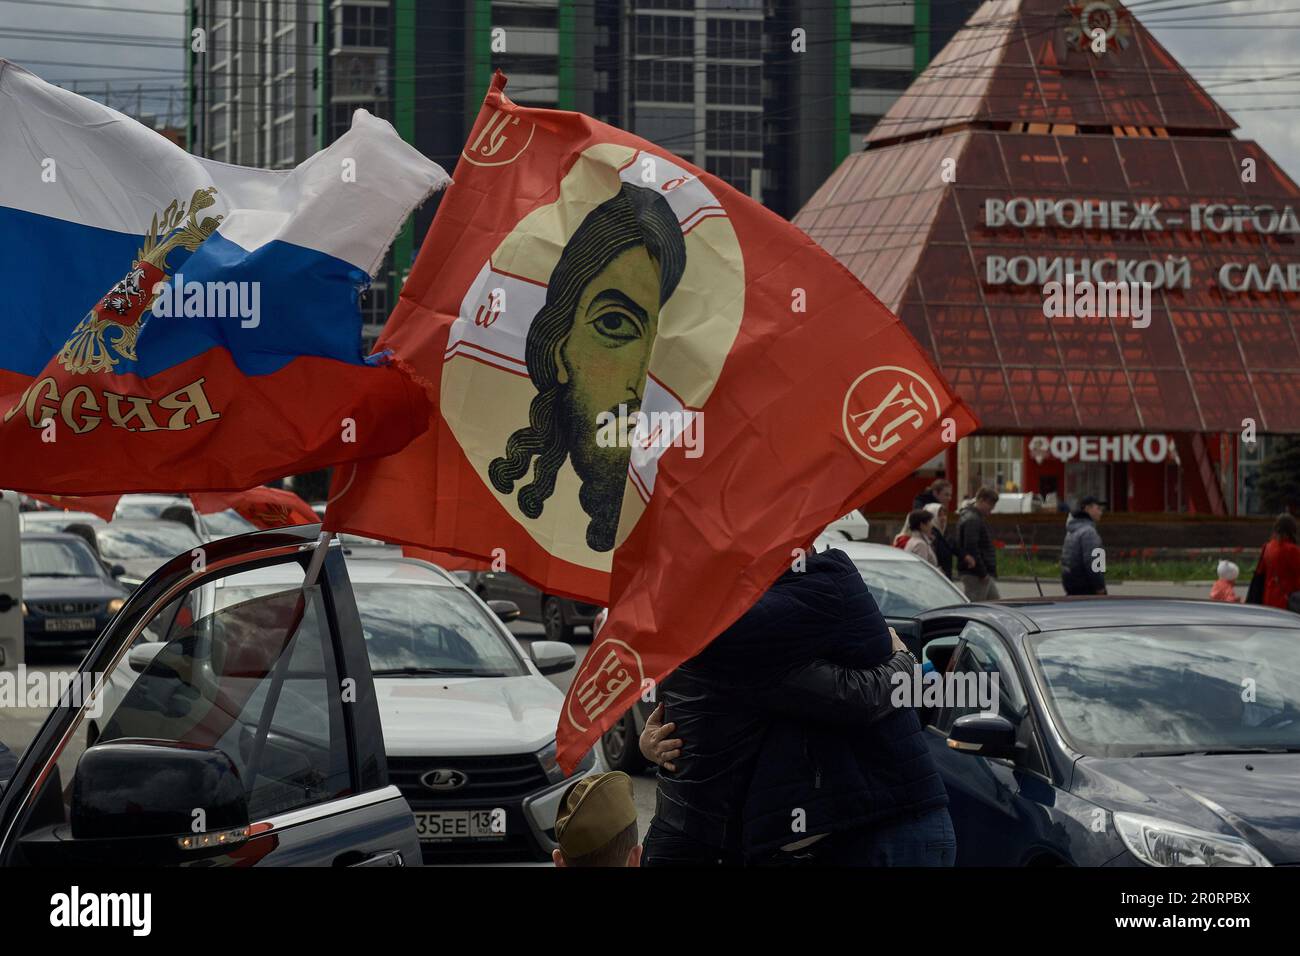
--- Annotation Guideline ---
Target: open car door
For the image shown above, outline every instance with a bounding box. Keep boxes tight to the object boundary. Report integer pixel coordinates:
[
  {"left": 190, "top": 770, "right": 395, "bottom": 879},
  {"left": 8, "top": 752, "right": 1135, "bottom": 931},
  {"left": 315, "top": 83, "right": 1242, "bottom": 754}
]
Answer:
[{"left": 0, "top": 525, "right": 420, "bottom": 867}]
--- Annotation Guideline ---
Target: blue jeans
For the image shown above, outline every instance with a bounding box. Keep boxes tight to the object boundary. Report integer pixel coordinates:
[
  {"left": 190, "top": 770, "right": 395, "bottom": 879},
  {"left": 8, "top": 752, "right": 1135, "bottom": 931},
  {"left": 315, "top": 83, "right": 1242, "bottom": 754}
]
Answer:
[{"left": 814, "top": 807, "right": 957, "bottom": 866}]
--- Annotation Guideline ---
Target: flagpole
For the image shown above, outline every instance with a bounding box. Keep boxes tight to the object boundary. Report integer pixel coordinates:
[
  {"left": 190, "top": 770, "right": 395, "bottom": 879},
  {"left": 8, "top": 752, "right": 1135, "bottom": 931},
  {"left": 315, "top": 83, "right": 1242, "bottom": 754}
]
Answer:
[{"left": 303, "top": 530, "right": 334, "bottom": 588}]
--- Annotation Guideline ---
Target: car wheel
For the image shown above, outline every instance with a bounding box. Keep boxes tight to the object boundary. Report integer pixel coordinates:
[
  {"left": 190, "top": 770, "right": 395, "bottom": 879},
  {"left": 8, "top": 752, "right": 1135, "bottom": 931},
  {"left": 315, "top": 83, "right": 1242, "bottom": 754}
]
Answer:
[
  {"left": 601, "top": 711, "right": 649, "bottom": 773},
  {"left": 542, "top": 597, "right": 574, "bottom": 642}
]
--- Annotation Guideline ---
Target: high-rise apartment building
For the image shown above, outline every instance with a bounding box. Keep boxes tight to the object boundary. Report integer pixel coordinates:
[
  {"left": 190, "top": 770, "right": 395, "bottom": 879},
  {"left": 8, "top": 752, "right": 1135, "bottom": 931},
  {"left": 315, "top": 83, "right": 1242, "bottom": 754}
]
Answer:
[{"left": 187, "top": 0, "right": 981, "bottom": 334}]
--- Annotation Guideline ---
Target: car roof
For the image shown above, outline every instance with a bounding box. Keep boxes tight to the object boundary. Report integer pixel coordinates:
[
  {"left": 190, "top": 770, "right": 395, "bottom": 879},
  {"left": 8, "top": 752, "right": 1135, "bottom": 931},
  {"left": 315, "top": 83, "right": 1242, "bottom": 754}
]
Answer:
[
  {"left": 22, "top": 510, "right": 105, "bottom": 523},
  {"left": 817, "top": 538, "right": 926, "bottom": 563},
  {"left": 98, "top": 518, "right": 191, "bottom": 530},
  {"left": 215, "top": 555, "right": 462, "bottom": 589},
  {"left": 117, "top": 494, "right": 187, "bottom": 504},
  {"left": 956, "top": 597, "right": 1300, "bottom": 633},
  {"left": 20, "top": 531, "right": 90, "bottom": 543}
]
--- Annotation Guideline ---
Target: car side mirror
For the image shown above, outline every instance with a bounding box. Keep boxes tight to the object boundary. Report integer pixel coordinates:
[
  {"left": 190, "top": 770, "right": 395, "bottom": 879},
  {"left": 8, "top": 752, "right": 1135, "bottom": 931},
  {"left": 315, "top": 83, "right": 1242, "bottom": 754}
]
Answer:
[
  {"left": 68, "top": 739, "right": 249, "bottom": 864},
  {"left": 529, "top": 640, "right": 575, "bottom": 676},
  {"left": 128, "top": 641, "right": 168, "bottom": 674},
  {"left": 110, "top": 564, "right": 126, "bottom": 578},
  {"left": 487, "top": 599, "right": 520, "bottom": 624},
  {"left": 947, "top": 712, "right": 1021, "bottom": 761}
]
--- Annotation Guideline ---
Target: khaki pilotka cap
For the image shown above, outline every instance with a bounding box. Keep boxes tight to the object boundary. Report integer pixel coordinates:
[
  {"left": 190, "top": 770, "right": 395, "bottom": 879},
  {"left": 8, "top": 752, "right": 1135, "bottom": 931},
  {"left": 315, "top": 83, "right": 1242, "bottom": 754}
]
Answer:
[{"left": 554, "top": 771, "right": 638, "bottom": 858}]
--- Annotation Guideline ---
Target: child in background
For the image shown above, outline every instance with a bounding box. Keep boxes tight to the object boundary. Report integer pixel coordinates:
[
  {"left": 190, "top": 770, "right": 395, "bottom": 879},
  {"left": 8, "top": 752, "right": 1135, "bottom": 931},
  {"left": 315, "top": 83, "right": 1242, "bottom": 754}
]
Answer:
[{"left": 1210, "top": 560, "right": 1242, "bottom": 603}]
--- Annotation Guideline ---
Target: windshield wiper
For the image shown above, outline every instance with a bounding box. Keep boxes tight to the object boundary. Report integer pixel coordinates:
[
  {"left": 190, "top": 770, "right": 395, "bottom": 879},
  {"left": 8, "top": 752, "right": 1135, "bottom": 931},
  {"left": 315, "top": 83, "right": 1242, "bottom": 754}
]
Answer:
[
  {"left": 1133, "top": 747, "right": 1299, "bottom": 757},
  {"left": 371, "top": 666, "right": 505, "bottom": 677}
]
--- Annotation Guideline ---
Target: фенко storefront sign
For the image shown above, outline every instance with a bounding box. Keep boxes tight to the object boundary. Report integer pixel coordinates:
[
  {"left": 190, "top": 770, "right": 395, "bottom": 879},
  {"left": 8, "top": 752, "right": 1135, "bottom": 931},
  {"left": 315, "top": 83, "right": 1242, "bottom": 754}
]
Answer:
[{"left": 1028, "top": 434, "right": 1177, "bottom": 465}]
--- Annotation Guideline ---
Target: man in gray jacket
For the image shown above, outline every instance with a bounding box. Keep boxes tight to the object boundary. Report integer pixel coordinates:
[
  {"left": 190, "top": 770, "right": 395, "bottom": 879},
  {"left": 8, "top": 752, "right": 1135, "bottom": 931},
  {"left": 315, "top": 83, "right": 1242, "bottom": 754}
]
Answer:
[{"left": 1061, "top": 495, "right": 1108, "bottom": 595}]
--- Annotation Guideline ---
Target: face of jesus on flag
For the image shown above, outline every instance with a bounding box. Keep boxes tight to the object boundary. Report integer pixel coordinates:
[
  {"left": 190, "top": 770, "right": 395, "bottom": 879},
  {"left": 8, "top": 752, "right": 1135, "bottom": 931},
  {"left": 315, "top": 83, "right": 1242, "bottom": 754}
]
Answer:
[
  {"left": 489, "top": 182, "right": 686, "bottom": 553},
  {"left": 442, "top": 142, "right": 744, "bottom": 569}
]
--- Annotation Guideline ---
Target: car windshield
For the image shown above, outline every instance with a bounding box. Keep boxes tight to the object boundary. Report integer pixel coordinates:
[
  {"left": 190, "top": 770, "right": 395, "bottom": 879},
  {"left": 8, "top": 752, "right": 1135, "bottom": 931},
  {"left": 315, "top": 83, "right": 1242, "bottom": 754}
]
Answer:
[
  {"left": 21, "top": 539, "right": 103, "bottom": 578},
  {"left": 200, "top": 509, "right": 257, "bottom": 537},
  {"left": 114, "top": 498, "right": 179, "bottom": 520},
  {"left": 850, "top": 559, "right": 966, "bottom": 617},
  {"left": 97, "top": 523, "right": 202, "bottom": 560},
  {"left": 219, "top": 582, "right": 526, "bottom": 677},
  {"left": 1029, "top": 625, "right": 1300, "bottom": 757}
]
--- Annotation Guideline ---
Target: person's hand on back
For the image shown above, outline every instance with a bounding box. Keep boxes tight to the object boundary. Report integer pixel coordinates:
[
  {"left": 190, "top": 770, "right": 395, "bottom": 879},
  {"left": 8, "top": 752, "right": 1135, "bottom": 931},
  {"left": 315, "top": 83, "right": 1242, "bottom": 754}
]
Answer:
[{"left": 640, "top": 703, "right": 683, "bottom": 772}]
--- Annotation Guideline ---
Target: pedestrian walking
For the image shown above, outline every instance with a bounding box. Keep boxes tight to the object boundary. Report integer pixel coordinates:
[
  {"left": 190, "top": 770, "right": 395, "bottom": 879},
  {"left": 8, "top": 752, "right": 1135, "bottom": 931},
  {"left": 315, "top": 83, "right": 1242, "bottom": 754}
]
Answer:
[
  {"left": 1247, "top": 514, "right": 1300, "bottom": 612},
  {"left": 924, "top": 501, "right": 957, "bottom": 579},
  {"left": 1061, "top": 495, "right": 1107, "bottom": 596},
  {"left": 956, "top": 487, "right": 1000, "bottom": 601},
  {"left": 900, "top": 509, "right": 938, "bottom": 566},
  {"left": 913, "top": 478, "right": 953, "bottom": 512}
]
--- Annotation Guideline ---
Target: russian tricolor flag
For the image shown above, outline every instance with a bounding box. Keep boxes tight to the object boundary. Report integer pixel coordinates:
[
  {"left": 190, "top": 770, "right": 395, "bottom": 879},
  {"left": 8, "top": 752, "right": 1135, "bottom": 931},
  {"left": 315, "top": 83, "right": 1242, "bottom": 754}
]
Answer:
[{"left": 0, "top": 60, "right": 447, "bottom": 494}]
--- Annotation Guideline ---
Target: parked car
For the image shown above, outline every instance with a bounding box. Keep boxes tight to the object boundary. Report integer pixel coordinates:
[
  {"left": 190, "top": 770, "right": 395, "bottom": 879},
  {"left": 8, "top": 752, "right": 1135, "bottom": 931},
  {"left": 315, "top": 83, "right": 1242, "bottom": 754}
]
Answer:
[
  {"left": 822, "top": 510, "right": 871, "bottom": 541},
  {"left": 113, "top": 493, "right": 256, "bottom": 543},
  {"left": 18, "top": 511, "right": 106, "bottom": 534},
  {"left": 111, "top": 493, "right": 187, "bottom": 521},
  {"left": 906, "top": 598, "right": 1300, "bottom": 866},
  {"left": 70, "top": 519, "right": 204, "bottom": 590},
  {"left": 598, "top": 538, "right": 968, "bottom": 772},
  {"left": 19, "top": 532, "right": 128, "bottom": 657},
  {"left": 0, "top": 525, "right": 421, "bottom": 866},
  {"left": 469, "top": 571, "right": 601, "bottom": 643},
  {"left": 192, "top": 508, "right": 258, "bottom": 542},
  {"left": 93, "top": 554, "right": 601, "bottom": 864},
  {"left": 815, "top": 537, "right": 968, "bottom": 623}
]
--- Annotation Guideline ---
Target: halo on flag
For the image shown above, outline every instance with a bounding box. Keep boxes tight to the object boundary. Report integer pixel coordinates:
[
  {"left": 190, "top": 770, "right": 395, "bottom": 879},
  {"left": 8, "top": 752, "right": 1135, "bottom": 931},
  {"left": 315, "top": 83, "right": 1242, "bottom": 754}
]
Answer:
[{"left": 442, "top": 142, "right": 744, "bottom": 570}]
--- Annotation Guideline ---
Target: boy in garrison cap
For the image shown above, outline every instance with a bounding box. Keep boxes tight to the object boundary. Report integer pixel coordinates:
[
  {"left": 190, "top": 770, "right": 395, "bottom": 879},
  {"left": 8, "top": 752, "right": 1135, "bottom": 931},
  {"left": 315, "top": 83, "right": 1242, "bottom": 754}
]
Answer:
[{"left": 552, "top": 771, "right": 641, "bottom": 867}]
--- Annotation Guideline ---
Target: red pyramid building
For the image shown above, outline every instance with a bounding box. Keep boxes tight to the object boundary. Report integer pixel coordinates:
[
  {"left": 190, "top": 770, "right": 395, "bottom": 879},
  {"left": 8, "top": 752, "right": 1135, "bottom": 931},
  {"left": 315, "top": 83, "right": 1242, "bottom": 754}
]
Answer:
[{"left": 797, "top": 0, "right": 1300, "bottom": 514}]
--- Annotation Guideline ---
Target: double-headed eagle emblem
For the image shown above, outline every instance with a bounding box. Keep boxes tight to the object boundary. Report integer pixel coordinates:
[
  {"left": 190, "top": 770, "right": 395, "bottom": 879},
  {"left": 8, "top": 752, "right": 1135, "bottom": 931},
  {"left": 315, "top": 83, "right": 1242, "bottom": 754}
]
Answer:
[{"left": 57, "top": 187, "right": 223, "bottom": 374}]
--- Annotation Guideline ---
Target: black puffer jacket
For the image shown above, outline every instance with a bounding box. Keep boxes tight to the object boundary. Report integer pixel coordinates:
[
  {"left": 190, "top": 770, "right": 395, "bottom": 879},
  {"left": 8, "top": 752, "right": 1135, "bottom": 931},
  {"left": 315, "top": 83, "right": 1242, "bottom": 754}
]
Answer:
[{"left": 653, "top": 548, "right": 944, "bottom": 856}]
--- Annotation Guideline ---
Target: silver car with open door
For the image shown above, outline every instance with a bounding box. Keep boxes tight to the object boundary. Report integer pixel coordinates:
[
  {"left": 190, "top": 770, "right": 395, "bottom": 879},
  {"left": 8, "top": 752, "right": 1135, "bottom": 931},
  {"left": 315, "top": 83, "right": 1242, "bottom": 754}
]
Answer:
[{"left": 0, "top": 524, "right": 421, "bottom": 867}]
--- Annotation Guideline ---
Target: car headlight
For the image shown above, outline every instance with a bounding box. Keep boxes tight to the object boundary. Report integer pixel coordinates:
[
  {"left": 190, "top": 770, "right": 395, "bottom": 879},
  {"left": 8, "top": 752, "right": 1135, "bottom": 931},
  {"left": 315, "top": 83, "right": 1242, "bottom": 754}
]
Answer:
[
  {"left": 106, "top": 598, "right": 125, "bottom": 615},
  {"left": 537, "top": 738, "right": 597, "bottom": 785},
  {"left": 1114, "top": 812, "right": 1272, "bottom": 867}
]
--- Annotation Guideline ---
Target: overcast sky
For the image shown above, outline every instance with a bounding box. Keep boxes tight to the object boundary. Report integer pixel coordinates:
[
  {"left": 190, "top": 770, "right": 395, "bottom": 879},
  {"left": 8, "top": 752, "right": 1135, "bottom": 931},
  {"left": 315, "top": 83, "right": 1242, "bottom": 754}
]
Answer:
[{"left": 1, "top": 0, "right": 1297, "bottom": 182}]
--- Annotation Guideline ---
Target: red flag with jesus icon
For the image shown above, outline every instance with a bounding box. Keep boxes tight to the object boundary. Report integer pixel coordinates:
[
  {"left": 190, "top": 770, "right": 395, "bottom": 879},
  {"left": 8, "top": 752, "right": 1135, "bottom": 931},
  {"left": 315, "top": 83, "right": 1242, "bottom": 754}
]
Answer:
[{"left": 324, "top": 73, "right": 978, "bottom": 770}]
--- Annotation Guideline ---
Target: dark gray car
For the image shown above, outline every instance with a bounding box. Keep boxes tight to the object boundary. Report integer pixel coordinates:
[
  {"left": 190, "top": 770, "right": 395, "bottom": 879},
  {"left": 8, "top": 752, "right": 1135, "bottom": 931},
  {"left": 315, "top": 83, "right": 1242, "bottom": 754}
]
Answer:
[{"left": 468, "top": 570, "right": 600, "bottom": 642}]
